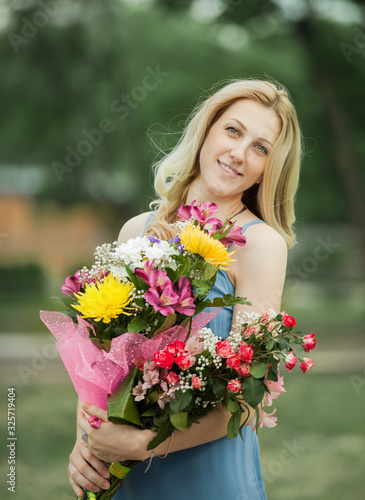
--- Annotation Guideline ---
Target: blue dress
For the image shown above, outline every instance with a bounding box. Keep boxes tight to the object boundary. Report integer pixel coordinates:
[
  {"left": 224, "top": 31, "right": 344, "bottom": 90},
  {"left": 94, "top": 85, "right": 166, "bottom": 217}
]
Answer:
[{"left": 115, "top": 220, "right": 267, "bottom": 500}]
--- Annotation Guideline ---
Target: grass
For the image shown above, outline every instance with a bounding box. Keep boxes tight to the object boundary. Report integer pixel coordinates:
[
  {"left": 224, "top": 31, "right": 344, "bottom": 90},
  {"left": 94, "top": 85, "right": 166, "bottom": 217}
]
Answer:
[{"left": 0, "top": 368, "right": 364, "bottom": 500}]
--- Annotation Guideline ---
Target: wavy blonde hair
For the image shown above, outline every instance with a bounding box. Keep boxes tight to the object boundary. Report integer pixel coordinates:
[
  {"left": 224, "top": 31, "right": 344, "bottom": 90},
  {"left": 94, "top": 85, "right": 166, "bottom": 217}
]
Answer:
[{"left": 147, "top": 77, "right": 302, "bottom": 249}]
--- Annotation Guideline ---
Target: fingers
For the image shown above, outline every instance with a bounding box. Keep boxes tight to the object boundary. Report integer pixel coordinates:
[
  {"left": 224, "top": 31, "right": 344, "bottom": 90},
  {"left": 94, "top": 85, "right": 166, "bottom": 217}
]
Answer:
[
  {"left": 81, "top": 401, "right": 108, "bottom": 421},
  {"left": 68, "top": 441, "right": 110, "bottom": 496}
]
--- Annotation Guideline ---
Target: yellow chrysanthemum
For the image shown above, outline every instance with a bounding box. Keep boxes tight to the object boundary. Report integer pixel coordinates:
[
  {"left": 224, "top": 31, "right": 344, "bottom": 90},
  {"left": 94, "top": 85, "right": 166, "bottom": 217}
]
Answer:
[
  {"left": 72, "top": 274, "right": 135, "bottom": 324},
  {"left": 180, "top": 223, "right": 236, "bottom": 270}
]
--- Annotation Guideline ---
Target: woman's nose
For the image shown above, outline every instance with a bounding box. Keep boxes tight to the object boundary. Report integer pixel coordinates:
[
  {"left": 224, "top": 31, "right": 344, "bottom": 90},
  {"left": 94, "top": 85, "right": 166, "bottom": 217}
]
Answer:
[{"left": 229, "top": 144, "right": 246, "bottom": 163}]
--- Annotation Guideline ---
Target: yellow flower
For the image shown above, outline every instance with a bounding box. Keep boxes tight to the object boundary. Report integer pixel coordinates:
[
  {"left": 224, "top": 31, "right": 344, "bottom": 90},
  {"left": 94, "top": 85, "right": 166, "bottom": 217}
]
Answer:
[
  {"left": 72, "top": 274, "right": 135, "bottom": 324},
  {"left": 179, "top": 223, "right": 236, "bottom": 270}
]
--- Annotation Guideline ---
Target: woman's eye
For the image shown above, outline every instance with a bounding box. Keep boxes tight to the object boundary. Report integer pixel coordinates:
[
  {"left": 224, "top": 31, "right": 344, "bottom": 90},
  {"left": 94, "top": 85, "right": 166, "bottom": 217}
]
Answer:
[
  {"left": 227, "top": 126, "right": 239, "bottom": 135},
  {"left": 256, "top": 144, "right": 268, "bottom": 155}
]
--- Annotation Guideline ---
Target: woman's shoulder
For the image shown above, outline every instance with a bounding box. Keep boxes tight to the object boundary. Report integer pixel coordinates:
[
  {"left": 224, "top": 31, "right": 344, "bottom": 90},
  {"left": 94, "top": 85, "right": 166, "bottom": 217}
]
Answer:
[
  {"left": 234, "top": 218, "right": 287, "bottom": 263},
  {"left": 229, "top": 218, "right": 287, "bottom": 290},
  {"left": 117, "top": 211, "right": 154, "bottom": 244}
]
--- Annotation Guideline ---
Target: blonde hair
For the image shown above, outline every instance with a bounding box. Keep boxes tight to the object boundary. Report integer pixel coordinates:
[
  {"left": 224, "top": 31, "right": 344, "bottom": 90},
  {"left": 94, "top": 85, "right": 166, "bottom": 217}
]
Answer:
[{"left": 147, "top": 77, "right": 302, "bottom": 249}]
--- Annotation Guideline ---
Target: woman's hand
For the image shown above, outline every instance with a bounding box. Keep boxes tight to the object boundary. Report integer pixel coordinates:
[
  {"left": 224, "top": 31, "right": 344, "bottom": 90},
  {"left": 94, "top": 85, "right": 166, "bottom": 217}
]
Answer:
[
  {"left": 68, "top": 439, "right": 111, "bottom": 498},
  {"left": 78, "top": 402, "right": 155, "bottom": 463}
]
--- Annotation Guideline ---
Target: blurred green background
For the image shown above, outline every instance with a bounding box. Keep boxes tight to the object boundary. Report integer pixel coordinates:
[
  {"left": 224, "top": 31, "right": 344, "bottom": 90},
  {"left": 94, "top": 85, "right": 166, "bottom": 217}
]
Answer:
[{"left": 0, "top": 0, "right": 364, "bottom": 499}]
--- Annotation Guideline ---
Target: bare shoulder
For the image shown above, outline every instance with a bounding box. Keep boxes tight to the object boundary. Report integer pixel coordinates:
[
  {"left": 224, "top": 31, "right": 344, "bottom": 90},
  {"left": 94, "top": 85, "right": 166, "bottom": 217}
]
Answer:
[
  {"left": 242, "top": 222, "right": 287, "bottom": 254},
  {"left": 232, "top": 221, "right": 288, "bottom": 271},
  {"left": 117, "top": 211, "right": 154, "bottom": 244}
]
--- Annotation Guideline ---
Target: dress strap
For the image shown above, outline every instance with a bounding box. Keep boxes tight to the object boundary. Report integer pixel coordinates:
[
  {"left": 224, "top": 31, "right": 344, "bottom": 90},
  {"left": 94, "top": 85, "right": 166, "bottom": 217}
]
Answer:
[
  {"left": 240, "top": 219, "right": 266, "bottom": 234},
  {"left": 141, "top": 211, "right": 156, "bottom": 236}
]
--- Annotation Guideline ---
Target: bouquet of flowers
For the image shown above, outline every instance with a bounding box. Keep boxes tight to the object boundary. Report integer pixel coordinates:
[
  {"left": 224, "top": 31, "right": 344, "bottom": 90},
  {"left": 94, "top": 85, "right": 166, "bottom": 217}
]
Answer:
[
  {"left": 115, "top": 309, "right": 316, "bottom": 450},
  {"left": 40, "top": 201, "right": 250, "bottom": 499}
]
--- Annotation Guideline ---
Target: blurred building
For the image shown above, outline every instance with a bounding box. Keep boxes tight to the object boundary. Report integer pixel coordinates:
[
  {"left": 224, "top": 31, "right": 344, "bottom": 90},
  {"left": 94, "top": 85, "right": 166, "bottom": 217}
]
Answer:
[{"left": 0, "top": 192, "right": 111, "bottom": 286}]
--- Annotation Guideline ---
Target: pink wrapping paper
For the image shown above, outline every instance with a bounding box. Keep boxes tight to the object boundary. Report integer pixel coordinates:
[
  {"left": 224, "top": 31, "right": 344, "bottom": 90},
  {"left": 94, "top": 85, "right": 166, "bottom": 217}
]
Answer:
[{"left": 39, "top": 310, "right": 220, "bottom": 410}]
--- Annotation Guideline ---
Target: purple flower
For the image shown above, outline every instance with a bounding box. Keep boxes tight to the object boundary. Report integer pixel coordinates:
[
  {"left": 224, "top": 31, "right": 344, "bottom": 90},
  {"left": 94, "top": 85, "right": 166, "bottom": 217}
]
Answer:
[
  {"left": 148, "top": 237, "right": 161, "bottom": 244},
  {"left": 169, "top": 236, "right": 184, "bottom": 253},
  {"left": 168, "top": 236, "right": 181, "bottom": 244}
]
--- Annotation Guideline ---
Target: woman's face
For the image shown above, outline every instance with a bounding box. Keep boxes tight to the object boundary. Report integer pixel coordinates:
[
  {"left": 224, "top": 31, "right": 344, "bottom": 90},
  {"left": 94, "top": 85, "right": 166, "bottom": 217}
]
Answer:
[{"left": 196, "top": 98, "right": 281, "bottom": 202}]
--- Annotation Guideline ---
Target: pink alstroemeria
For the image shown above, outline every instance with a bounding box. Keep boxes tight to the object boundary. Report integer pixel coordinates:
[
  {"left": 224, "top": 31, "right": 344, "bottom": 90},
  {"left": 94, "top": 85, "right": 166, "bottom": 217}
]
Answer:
[
  {"left": 61, "top": 274, "right": 82, "bottom": 296},
  {"left": 249, "top": 406, "right": 277, "bottom": 431},
  {"left": 185, "top": 335, "right": 205, "bottom": 356},
  {"left": 264, "top": 374, "right": 286, "bottom": 405},
  {"left": 135, "top": 261, "right": 171, "bottom": 291},
  {"left": 174, "top": 276, "right": 195, "bottom": 316},
  {"left": 177, "top": 200, "right": 220, "bottom": 228},
  {"left": 211, "top": 220, "right": 247, "bottom": 247},
  {"left": 132, "top": 381, "right": 147, "bottom": 402},
  {"left": 143, "top": 368, "right": 160, "bottom": 388},
  {"left": 176, "top": 199, "right": 197, "bottom": 221},
  {"left": 157, "top": 392, "right": 171, "bottom": 410},
  {"left": 144, "top": 285, "right": 179, "bottom": 316},
  {"left": 190, "top": 201, "right": 220, "bottom": 227}
]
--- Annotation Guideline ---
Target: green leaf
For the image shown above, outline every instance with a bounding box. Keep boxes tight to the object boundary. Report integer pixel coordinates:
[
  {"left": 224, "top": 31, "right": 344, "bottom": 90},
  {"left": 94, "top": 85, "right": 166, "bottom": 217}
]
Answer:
[
  {"left": 241, "top": 377, "right": 265, "bottom": 408},
  {"left": 53, "top": 295, "right": 78, "bottom": 308},
  {"left": 249, "top": 362, "right": 270, "bottom": 379},
  {"left": 266, "top": 362, "right": 278, "bottom": 382},
  {"left": 211, "top": 378, "right": 227, "bottom": 399},
  {"left": 124, "top": 265, "right": 148, "bottom": 291},
  {"left": 201, "top": 263, "right": 218, "bottom": 281},
  {"left": 227, "top": 411, "right": 241, "bottom": 439},
  {"left": 113, "top": 324, "right": 128, "bottom": 335},
  {"left": 222, "top": 294, "right": 250, "bottom": 307},
  {"left": 147, "top": 419, "right": 174, "bottom": 450},
  {"left": 225, "top": 397, "right": 240, "bottom": 413},
  {"left": 169, "top": 390, "right": 193, "bottom": 413},
  {"left": 141, "top": 408, "right": 154, "bottom": 417},
  {"left": 266, "top": 339, "right": 275, "bottom": 351},
  {"left": 153, "top": 313, "right": 177, "bottom": 336},
  {"left": 170, "top": 411, "right": 188, "bottom": 431},
  {"left": 107, "top": 367, "right": 141, "bottom": 426},
  {"left": 277, "top": 337, "right": 290, "bottom": 350},
  {"left": 176, "top": 261, "right": 192, "bottom": 279},
  {"left": 127, "top": 316, "right": 148, "bottom": 333}
]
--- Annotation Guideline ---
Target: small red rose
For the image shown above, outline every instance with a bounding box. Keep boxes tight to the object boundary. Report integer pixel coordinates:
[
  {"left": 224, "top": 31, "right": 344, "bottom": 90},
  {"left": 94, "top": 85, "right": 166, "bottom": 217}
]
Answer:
[
  {"left": 227, "top": 379, "right": 242, "bottom": 393},
  {"left": 283, "top": 314, "right": 296, "bottom": 328},
  {"left": 303, "top": 333, "right": 316, "bottom": 353},
  {"left": 154, "top": 350, "right": 175, "bottom": 370}
]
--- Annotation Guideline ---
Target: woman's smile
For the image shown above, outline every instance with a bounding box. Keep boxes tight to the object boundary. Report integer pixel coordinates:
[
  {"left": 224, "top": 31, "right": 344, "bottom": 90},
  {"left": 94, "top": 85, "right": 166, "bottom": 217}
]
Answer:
[{"left": 217, "top": 159, "right": 242, "bottom": 177}]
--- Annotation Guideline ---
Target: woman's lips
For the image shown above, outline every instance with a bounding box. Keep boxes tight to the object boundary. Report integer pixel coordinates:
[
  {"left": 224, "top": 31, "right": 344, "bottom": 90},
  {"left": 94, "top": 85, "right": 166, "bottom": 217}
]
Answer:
[{"left": 217, "top": 160, "right": 242, "bottom": 176}]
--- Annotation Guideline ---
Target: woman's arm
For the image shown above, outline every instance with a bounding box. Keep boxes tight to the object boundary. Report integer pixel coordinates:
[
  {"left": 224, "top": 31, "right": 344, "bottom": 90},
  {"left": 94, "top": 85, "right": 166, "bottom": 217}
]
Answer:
[
  {"left": 78, "top": 400, "right": 253, "bottom": 463},
  {"left": 229, "top": 222, "right": 288, "bottom": 316}
]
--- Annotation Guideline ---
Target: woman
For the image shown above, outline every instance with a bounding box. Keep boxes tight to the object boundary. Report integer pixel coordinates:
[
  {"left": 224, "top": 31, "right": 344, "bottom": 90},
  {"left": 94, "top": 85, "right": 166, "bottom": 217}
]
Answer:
[{"left": 69, "top": 78, "right": 302, "bottom": 499}]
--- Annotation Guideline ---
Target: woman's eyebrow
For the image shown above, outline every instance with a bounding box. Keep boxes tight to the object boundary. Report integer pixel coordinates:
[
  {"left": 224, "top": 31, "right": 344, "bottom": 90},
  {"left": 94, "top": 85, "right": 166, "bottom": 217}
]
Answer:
[{"left": 229, "top": 118, "right": 273, "bottom": 146}]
